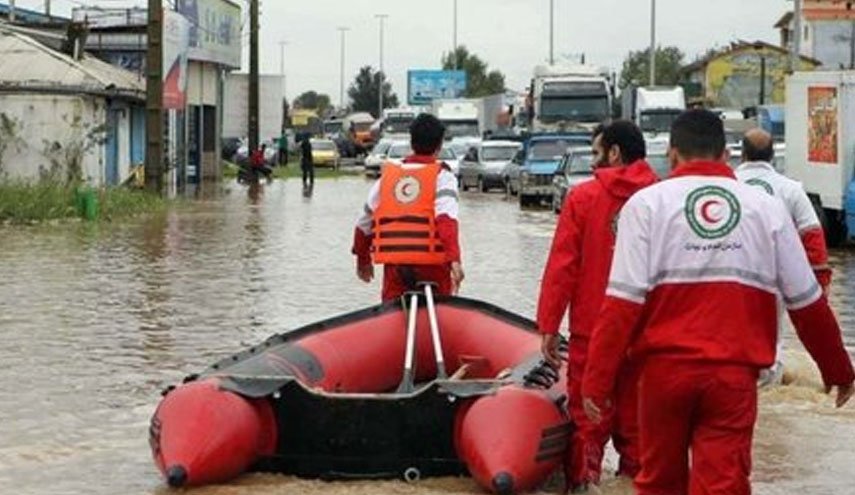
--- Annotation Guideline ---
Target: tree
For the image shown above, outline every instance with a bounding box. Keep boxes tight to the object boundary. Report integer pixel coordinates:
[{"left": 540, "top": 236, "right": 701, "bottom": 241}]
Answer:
[
  {"left": 441, "top": 46, "right": 506, "bottom": 97},
  {"left": 293, "top": 91, "right": 332, "bottom": 114},
  {"left": 618, "top": 46, "right": 686, "bottom": 89},
  {"left": 347, "top": 66, "right": 399, "bottom": 118}
]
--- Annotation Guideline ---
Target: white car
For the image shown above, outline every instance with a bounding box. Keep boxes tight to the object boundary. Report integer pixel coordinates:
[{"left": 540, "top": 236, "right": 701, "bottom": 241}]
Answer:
[
  {"left": 385, "top": 141, "right": 412, "bottom": 165},
  {"left": 364, "top": 139, "right": 393, "bottom": 177},
  {"left": 439, "top": 146, "right": 461, "bottom": 177}
]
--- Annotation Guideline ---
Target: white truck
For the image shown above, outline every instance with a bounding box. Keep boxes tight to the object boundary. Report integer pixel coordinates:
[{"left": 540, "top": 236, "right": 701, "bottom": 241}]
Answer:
[
  {"left": 381, "top": 108, "right": 418, "bottom": 140},
  {"left": 621, "top": 86, "right": 685, "bottom": 136},
  {"left": 528, "top": 64, "right": 612, "bottom": 132},
  {"left": 432, "top": 99, "right": 481, "bottom": 142},
  {"left": 785, "top": 71, "right": 855, "bottom": 246}
]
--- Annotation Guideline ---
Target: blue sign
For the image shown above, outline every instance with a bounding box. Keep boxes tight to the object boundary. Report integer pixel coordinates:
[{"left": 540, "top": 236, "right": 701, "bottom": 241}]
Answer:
[{"left": 407, "top": 70, "right": 467, "bottom": 105}]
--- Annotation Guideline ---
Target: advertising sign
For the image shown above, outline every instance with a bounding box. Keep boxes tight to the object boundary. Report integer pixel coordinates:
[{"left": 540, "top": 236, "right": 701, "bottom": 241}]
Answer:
[
  {"left": 177, "top": 0, "right": 242, "bottom": 68},
  {"left": 407, "top": 70, "right": 467, "bottom": 105},
  {"left": 807, "top": 86, "right": 838, "bottom": 164},
  {"left": 163, "top": 9, "right": 191, "bottom": 109}
]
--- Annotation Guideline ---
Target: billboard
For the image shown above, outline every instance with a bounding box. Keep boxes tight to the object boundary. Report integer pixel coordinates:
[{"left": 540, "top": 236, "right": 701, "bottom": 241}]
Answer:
[
  {"left": 807, "top": 86, "right": 838, "bottom": 164},
  {"left": 408, "top": 70, "right": 467, "bottom": 105},
  {"left": 177, "top": 0, "right": 242, "bottom": 68},
  {"left": 163, "top": 9, "right": 191, "bottom": 109}
]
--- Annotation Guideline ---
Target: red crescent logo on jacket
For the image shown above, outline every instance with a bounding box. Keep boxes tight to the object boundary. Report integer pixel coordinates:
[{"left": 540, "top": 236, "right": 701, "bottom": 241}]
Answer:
[
  {"left": 685, "top": 186, "right": 741, "bottom": 239},
  {"left": 394, "top": 176, "right": 421, "bottom": 204}
]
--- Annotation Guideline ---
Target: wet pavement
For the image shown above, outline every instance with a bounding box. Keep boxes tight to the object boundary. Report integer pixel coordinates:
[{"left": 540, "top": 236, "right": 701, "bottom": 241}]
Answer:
[{"left": 0, "top": 177, "right": 853, "bottom": 495}]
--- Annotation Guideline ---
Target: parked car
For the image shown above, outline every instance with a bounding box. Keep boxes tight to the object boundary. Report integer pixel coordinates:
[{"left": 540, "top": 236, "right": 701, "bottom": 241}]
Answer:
[
  {"left": 459, "top": 141, "right": 522, "bottom": 192},
  {"left": 514, "top": 134, "right": 592, "bottom": 207},
  {"left": 364, "top": 139, "right": 393, "bottom": 177},
  {"left": 386, "top": 141, "right": 412, "bottom": 165},
  {"left": 439, "top": 146, "right": 461, "bottom": 177},
  {"left": 551, "top": 147, "right": 595, "bottom": 213},
  {"left": 310, "top": 138, "right": 340, "bottom": 168}
]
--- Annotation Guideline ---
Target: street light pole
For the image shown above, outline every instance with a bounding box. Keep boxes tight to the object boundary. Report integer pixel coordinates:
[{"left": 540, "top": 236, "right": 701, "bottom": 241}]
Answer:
[
  {"left": 453, "top": 0, "right": 458, "bottom": 69},
  {"left": 549, "top": 0, "right": 554, "bottom": 65},
  {"left": 376, "top": 14, "right": 388, "bottom": 118},
  {"left": 792, "top": 0, "right": 802, "bottom": 72},
  {"left": 338, "top": 27, "right": 350, "bottom": 111},
  {"left": 279, "top": 41, "right": 288, "bottom": 100},
  {"left": 649, "top": 0, "right": 656, "bottom": 86}
]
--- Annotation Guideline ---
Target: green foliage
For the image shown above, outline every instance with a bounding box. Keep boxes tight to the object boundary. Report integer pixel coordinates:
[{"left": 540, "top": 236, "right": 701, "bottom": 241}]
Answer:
[
  {"left": 347, "top": 66, "right": 399, "bottom": 118},
  {"left": 441, "top": 46, "right": 506, "bottom": 97},
  {"left": 619, "top": 46, "right": 686, "bottom": 89},
  {"left": 293, "top": 91, "right": 332, "bottom": 114},
  {"left": 0, "top": 180, "right": 166, "bottom": 224}
]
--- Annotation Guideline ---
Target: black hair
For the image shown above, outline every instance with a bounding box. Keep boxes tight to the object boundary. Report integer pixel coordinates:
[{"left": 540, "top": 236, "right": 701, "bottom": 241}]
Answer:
[
  {"left": 670, "top": 110, "right": 726, "bottom": 160},
  {"left": 601, "top": 120, "right": 646, "bottom": 164},
  {"left": 410, "top": 113, "right": 446, "bottom": 155},
  {"left": 592, "top": 124, "right": 606, "bottom": 140},
  {"left": 742, "top": 134, "right": 774, "bottom": 162}
]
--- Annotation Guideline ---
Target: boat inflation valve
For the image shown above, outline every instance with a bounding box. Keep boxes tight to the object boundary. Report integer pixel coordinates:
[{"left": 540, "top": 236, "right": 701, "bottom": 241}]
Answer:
[{"left": 403, "top": 467, "right": 422, "bottom": 483}]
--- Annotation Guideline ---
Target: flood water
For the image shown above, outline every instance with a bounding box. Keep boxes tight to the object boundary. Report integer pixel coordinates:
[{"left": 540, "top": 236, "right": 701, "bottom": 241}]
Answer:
[{"left": 1, "top": 177, "right": 853, "bottom": 495}]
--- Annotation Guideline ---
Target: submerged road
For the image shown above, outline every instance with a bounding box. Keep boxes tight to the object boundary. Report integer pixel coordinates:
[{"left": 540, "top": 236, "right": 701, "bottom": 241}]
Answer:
[{"left": 0, "top": 177, "right": 853, "bottom": 494}]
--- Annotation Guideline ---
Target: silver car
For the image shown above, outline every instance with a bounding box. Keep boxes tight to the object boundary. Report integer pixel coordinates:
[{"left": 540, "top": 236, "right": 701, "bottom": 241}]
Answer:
[
  {"left": 459, "top": 141, "right": 522, "bottom": 192},
  {"left": 551, "top": 147, "right": 595, "bottom": 213},
  {"left": 364, "top": 140, "right": 393, "bottom": 177}
]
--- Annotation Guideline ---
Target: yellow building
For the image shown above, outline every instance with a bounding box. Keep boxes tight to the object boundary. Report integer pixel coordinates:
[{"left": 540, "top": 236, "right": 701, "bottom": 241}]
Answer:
[{"left": 682, "top": 41, "right": 820, "bottom": 109}]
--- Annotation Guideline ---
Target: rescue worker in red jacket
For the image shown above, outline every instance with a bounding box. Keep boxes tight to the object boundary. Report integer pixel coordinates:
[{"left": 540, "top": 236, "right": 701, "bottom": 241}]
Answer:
[
  {"left": 352, "top": 113, "right": 464, "bottom": 301},
  {"left": 537, "top": 120, "right": 659, "bottom": 491},
  {"left": 582, "top": 110, "right": 854, "bottom": 495}
]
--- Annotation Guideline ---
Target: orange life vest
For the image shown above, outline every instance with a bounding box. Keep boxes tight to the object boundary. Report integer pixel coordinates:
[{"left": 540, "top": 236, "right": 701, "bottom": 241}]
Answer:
[{"left": 372, "top": 161, "right": 446, "bottom": 265}]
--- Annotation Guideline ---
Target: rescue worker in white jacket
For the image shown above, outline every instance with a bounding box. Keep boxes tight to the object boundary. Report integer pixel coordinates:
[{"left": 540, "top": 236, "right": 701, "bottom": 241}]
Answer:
[{"left": 736, "top": 128, "right": 832, "bottom": 386}]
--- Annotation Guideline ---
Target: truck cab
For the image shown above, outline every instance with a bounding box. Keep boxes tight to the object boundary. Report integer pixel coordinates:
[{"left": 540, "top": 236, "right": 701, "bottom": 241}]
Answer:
[
  {"left": 622, "top": 86, "right": 686, "bottom": 137},
  {"left": 433, "top": 99, "right": 481, "bottom": 142},
  {"left": 529, "top": 64, "right": 612, "bottom": 133}
]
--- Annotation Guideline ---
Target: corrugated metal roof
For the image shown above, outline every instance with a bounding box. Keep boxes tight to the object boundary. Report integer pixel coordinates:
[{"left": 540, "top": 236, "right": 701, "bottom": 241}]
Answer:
[{"left": 0, "top": 26, "right": 144, "bottom": 100}]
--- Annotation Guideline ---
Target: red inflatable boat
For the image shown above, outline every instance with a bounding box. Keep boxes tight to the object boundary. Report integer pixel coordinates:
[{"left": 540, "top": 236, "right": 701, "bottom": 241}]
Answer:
[{"left": 150, "top": 289, "right": 570, "bottom": 494}]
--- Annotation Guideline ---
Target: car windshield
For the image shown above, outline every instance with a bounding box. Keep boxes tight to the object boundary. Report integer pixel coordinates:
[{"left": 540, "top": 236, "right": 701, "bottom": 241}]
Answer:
[
  {"left": 353, "top": 122, "right": 372, "bottom": 133},
  {"left": 444, "top": 121, "right": 480, "bottom": 138},
  {"left": 439, "top": 148, "right": 456, "bottom": 160},
  {"left": 324, "top": 122, "right": 343, "bottom": 134},
  {"left": 529, "top": 140, "right": 572, "bottom": 161},
  {"left": 567, "top": 152, "right": 595, "bottom": 174},
  {"left": 639, "top": 111, "right": 681, "bottom": 133},
  {"left": 540, "top": 97, "right": 609, "bottom": 123},
  {"left": 311, "top": 141, "right": 337, "bottom": 151},
  {"left": 388, "top": 143, "right": 412, "bottom": 158},
  {"left": 385, "top": 116, "right": 415, "bottom": 134},
  {"left": 481, "top": 146, "right": 519, "bottom": 162}
]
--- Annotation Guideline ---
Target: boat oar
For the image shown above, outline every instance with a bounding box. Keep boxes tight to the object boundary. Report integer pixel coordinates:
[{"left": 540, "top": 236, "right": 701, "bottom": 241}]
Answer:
[
  {"left": 396, "top": 292, "right": 420, "bottom": 394},
  {"left": 422, "top": 283, "right": 448, "bottom": 379}
]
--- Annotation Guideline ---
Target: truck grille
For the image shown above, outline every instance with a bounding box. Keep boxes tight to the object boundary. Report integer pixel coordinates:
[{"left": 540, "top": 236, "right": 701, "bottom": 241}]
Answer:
[{"left": 530, "top": 174, "right": 553, "bottom": 186}]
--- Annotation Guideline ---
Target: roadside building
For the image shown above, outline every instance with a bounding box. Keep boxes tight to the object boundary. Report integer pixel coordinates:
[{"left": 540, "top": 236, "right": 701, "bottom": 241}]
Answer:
[
  {"left": 0, "top": 26, "right": 145, "bottom": 185},
  {"left": 776, "top": 2, "right": 855, "bottom": 70},
  {"left": 222, "top": 73, "right": 286, "bottom": 146},
  {"left": 681, "top": 41, "right": 820, "bottom": 110}
]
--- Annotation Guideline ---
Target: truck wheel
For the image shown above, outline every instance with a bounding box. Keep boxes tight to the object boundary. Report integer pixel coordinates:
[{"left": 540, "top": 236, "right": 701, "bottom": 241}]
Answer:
[
  {"left": 519, "top": 194, "right": 529, "bottom": 208},
  {"left": 478, "top": 177, "right": 489, "bottom": 193}
]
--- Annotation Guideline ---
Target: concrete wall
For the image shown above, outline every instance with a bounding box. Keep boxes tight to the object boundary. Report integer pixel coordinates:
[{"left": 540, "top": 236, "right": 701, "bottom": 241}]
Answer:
[
  {"left": 0, "top": 94, "right": 107, "bottom": 184},
  {"left": 186, "top": 61, "right": 223, "bottom": 180},
  {"left": 812, "top": 20, "right": 855, "bottom": 70}
]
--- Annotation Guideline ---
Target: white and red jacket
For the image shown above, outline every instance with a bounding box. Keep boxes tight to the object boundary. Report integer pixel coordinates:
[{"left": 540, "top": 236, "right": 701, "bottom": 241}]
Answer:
[
  {"left": 582, "top": 161, "right": 854, "bottom": 402},
  {"left": 735, "top": 161, "right": 831, "bottom": 289}
]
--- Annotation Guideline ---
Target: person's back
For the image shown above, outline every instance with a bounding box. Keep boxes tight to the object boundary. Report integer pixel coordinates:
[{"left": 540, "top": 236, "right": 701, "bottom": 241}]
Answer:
[
  {"left": 537, "top": 121, "right": 658, "bottom": 490},
  {"left": 581, "top": 110, "right": 853, "bottom": 495}
]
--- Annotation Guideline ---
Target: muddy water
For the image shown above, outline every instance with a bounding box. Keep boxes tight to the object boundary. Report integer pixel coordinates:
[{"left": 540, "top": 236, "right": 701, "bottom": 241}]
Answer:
[{"left": 0, "top": 178, "right": 853, "bottom": 495}]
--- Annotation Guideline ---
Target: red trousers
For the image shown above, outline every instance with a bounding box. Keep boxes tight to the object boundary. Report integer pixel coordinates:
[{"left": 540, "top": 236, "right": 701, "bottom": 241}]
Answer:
[
  {"left": 567, "top": 335, "right": 640, "bottom": 488},
  {"left": 381, "top": 264, "right": 452, "bottom": 302},
  {"left": 635, "top": 359, "right": 758, "bottom": 495}
]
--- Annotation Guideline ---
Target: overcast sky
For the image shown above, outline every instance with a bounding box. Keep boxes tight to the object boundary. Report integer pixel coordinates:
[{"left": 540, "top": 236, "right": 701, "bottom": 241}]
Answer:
[{"left": 39, "top": 0, "right": 791, "bottom": 105}]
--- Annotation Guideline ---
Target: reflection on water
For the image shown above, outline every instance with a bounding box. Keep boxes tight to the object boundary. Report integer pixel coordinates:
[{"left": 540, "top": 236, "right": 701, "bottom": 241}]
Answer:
[{"left": 0, "top": 178, "right": 853, "bottom": 494}]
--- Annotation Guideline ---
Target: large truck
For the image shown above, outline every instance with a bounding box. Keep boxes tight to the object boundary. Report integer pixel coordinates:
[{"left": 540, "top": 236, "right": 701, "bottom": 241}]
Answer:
[
  {"left": 785, "top": 71, "right": 855, "bottom": 246},
  {"left": 528, "top": 64, "right": 612, "bottom": 133},
  {"left": 432, "top": 99, "right": 481, "bottom": 142},
  {"left": 381, "top": 108, "right": 418, "bottom": 140},
  {"left": 621, "top": 86, "right": 685, "bottom": 136},
  {"left": 341, "top": 112, "right": 376, "bottom": 157}
]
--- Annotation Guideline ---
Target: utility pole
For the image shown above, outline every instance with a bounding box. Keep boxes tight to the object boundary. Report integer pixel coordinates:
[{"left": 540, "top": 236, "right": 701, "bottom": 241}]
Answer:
[
  {"left": 792, "top": 0, "right": 802, "bottom": 72},
  {"left": 45, "top": 0, "right": 51, "bottom": 20},
  {"left": 549, "top": 0, "right": 554, "bottom": 65},
  {"left": 279, "top": 41, "right": 288, "bottom": 102},
  {"left": 248, "top": 0, "right": 260, "bottom": 154},
  {"left": 9, "top": 0, "right": 15, "bottom": 23},
  {"left": 145, "top": 0, "right": 164, "bottom": 194},
  {"left": 376, "top": 14, "right": 388, "bottom": 118},
  {"left": 453, "top": 0, "right": 458, "bottom": 69},
  {"left": 338, "top": 27, "right": 350, "bottom": 110},
  {"left": 649, "top": 0, "right": 657, "bottom": 86}
]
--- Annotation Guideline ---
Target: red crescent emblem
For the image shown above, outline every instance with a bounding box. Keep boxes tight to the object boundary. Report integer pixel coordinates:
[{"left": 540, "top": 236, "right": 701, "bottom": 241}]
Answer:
[
  {"left": 402, "top": 183, "right": 412, "bottom": 197},
  {"left": 701, "top": 200, "right": 722, "bottom": 223}
]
